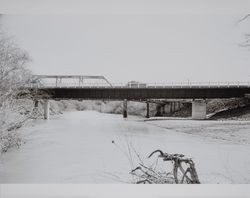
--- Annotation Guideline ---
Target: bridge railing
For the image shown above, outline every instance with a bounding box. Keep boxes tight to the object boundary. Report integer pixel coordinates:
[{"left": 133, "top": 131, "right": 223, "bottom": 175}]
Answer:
[{"left": 27, "top": 81, "right": 250, "bottom": 88}]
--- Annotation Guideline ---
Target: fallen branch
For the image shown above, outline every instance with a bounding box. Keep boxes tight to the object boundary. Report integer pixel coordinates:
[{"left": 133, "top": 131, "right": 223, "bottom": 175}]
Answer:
[{"left": 130, "top": 149, "right": 200, "bottom": 184}]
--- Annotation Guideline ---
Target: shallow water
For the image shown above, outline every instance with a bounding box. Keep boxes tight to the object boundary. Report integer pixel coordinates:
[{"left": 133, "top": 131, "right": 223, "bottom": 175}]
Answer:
[{"left": 0, "top": 111, "right": 250, "bottom": 183}]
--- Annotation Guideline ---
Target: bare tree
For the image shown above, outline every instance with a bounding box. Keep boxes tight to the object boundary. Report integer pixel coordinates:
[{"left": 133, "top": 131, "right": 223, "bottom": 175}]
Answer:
[
  {"left": 0, "top": 28, "right": 34, "bottom": 152},
  {"left": 238, "top": 14, "right": 250, "bottom": 48}
]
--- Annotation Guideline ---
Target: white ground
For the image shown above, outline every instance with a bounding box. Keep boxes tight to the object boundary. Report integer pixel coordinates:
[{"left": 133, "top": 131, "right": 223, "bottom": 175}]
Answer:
[{"left": 0, "top": 111, "right": 250, "bottom": 183}]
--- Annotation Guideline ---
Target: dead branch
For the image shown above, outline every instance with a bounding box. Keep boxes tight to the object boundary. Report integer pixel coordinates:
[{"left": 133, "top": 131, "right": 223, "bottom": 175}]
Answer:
[
  {"left": 131, "top": 149, "right": 200, "bottom": 184},
  {"left": 238, "top": 14, "right": 250, "bottom": 23}
]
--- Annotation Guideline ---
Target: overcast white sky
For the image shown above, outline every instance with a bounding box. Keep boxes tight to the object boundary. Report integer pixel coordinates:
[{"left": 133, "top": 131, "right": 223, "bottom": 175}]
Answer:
[{"left": 0, "top": 0, "right": 250, "bottom": 83}]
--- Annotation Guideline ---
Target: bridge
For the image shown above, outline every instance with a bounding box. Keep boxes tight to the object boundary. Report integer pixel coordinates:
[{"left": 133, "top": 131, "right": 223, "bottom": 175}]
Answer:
[{"left": 28, "top": 75, "right": 250, "bottom": 120}]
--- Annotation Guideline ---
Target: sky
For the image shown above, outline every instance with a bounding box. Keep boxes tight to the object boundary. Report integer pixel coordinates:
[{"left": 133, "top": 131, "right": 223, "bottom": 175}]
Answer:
[{"left": 0, "top": 0, "right": 250, "bottom": 84}]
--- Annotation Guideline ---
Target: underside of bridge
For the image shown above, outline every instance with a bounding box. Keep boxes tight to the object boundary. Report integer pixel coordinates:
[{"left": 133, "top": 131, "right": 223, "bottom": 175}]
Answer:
[{"left": 33, "top": 87, "right": 250, "bottom": 100}]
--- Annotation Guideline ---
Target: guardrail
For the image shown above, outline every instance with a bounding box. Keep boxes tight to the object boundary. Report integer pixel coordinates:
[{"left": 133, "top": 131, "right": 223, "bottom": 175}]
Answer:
[{"left": 27, "top": 81, "right": 250, "bottom": 88}]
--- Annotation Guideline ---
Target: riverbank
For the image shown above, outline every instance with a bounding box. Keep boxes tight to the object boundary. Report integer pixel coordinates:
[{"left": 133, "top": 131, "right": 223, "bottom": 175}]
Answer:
[{"left": 144, "top": 118, "right": 250, "bottom": 144}]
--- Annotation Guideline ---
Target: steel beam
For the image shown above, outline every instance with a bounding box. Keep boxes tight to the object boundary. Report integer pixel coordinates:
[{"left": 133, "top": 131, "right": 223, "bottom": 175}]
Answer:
[{"left": 28, "top": 87, "right": 250, "bottom": 100}]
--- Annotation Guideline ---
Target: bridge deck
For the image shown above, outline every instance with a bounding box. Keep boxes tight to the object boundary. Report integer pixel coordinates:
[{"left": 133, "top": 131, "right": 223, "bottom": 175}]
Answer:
[{"left": 31, "top": 86, "right": 250, "bottom": 100}]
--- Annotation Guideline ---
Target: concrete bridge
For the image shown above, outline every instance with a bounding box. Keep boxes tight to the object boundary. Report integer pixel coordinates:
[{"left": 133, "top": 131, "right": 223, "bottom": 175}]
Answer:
[{"left": 28, "top": 75, "right": 250, "bottom": 120}]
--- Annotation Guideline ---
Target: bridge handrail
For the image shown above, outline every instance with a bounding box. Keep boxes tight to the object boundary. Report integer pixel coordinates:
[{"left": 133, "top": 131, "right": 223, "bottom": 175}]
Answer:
[{"left": 27, "top": 81, "right": 250, "bottom": 88}]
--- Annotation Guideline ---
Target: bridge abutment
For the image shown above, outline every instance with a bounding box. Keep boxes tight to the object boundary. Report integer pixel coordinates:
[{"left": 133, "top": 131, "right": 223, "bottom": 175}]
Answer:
[
  {"left": 123, "top": 99, "right": 127, "bottom": 118},
  {"left": 192, "top": 99, "right": 206, "bottom": 120},
  {"left": 44, "top": 100, "right": 50, "bottom": 120}
]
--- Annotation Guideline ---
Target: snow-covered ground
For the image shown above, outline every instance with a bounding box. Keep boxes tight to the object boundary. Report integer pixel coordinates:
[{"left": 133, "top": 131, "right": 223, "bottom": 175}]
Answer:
[
  {"left": 0, "top": 111, "right": 250, "bottom": 184},
  {"left": 145, "top": 118, "right": 250, "bottom": 145}
]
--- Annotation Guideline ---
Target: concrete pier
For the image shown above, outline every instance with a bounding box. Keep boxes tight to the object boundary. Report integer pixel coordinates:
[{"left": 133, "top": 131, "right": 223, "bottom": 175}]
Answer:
[
  {"left": 146, "top": 101, "right": 150, "bottom": 118},
  {"left": 162, "top": 104, "right": 165, "bottom": 115},
  {"left": 44, "top": 100, "right": 50, "bottom": 120},
  {"left": 155, "top": 104, "right": 163, "bottom": 117},
  {"left": 192, "top": 99, "right": 206, "bottom": 120},
  {"left": 170, "top": 102, "right": 173, "bottom": 113},
  {"left": 245, "top": 94, "right": 250, "bottom": 98},
  {"left": 123, "top": 99, "right": 127, "bottom": 118},
  {"left": 164, "top": 102, "right": 171, "bottom": 114},
  {"left": 33, "top": 100, "right": 39, "bottom": 113}
]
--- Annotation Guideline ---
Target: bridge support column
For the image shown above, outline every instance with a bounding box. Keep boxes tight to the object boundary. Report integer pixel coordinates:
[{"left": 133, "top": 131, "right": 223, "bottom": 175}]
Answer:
[
  {"left": 123, "top": 99, "right": 127, "bottom": 118},
  {"left": 170, "top": 102, "right": 173, "bottom": 113},
  {"left": 162, "top": 104, "right": 166, "bottom": 115},
  {"left": 146, "top": 101, "right": 150, "bottom": 118},
  {"left": 44, "top": 100, "right": 50, "bottom": 120},
  {"left": 155, "top": 104, "right": 163, "bottom": 117},
  {"left": 192, "top": 99, "right": 206, "bottom": 120},
  {"left": 33, "top": 100, "right": 39, "bottom": 114},
  {"left": 245, "top": 94, "right": 250, "bottom": 98}
]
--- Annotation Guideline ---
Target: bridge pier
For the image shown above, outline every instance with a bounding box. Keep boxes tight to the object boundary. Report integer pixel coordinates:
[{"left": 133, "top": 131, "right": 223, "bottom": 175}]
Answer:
[
  {"left": 33, "top": 100, "right": 39, "bottom": 114},
  {"left": 146, "top": 101, "right": 150, "bottom": 118},
  {"left": 162, "top": 104, "right": 166, "bottom": 115},
  {"left": 155, "top": 104, "right": 163, "bottom": 117},
  {"left": 192, "top": 99, "right": 206, "bottom": 120},
  {"left": 123, "top": 99, "right": 127, "bottom": 118},
  {"left": 245, "top": 94, "right": 250, "bottom": 98},
  {"left": 44, "top": 100, "right": 50, "bottom": 120},
  {"left": 170, "top": 102, "right": 173, "bottom": 113}
]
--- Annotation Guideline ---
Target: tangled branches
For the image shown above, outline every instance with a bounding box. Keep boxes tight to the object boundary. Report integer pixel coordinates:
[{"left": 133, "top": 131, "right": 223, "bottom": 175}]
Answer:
[
  {"left": 0, "top": 27, "right": 34, "bottom": 152},
  {"left": 130, "top": 150, "right": 200, "bottom": 184},
  {"left": 238, "top": 14, "right": 250, "bottom": 49}
]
